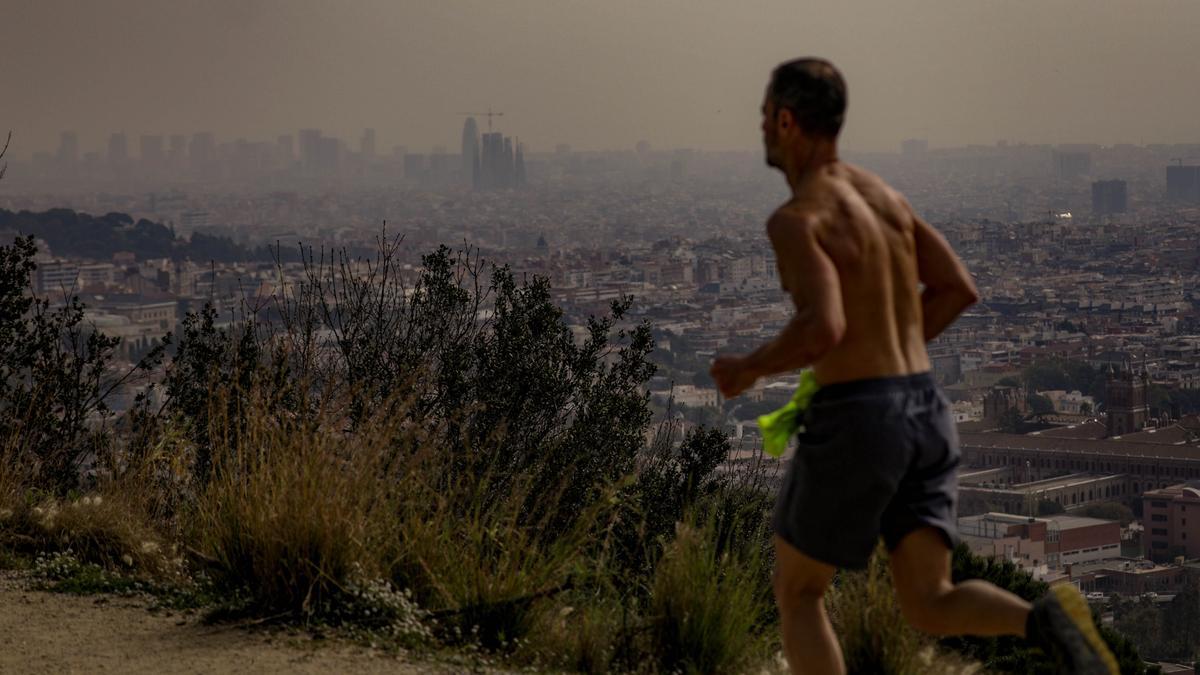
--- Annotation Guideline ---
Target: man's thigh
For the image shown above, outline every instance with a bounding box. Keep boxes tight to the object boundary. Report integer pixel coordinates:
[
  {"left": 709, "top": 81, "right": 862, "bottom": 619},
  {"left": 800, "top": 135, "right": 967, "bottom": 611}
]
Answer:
[{"left": 773, "top": 535, "right": 837, "bottom": 599}]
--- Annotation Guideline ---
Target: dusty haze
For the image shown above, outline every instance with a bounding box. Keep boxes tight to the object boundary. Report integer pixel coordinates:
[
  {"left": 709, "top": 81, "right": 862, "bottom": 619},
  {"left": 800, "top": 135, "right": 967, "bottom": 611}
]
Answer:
[{"left": 3, "top": 0, "right": 1198, "bottom": 158}]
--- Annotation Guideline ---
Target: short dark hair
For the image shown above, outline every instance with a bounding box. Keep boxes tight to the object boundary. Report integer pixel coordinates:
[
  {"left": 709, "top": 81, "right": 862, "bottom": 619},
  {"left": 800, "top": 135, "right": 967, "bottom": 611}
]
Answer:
[{"left": 768, "top": 58, "right": 847, "bottom": 138}]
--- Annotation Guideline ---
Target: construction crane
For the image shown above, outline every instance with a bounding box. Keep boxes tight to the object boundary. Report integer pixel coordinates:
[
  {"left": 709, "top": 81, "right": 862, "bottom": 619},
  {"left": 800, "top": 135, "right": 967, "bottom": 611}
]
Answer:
[{"left": 458, "top": 108, "right": 505, "bottom": 132}]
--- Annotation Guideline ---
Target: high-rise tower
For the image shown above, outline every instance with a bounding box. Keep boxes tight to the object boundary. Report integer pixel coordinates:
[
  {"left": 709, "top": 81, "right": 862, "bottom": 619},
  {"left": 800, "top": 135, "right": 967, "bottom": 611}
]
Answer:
[{"left": 461, "top": 117, "right": 480, "bottom": 188}]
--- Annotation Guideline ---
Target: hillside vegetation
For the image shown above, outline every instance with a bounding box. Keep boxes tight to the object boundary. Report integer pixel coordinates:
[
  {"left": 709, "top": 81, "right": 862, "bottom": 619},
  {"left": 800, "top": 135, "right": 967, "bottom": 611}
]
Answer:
[{"left": 0, "top": 232, "right": 1150, "bottom": 673}]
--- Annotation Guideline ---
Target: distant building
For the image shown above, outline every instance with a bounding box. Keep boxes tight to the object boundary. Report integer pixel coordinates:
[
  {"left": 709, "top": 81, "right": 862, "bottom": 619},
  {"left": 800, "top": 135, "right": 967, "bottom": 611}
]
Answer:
[
  {"left": 360, "top": 128, "right": 376, "bottom": 158},
  {"left": 315, "top": 137, "right": 341, "bottom": 175},
  {"left": 1106, "top": 368, "right": 1149, "bottom": 437},
  {"left": 983, "top": 385, "right": 1026, "bottom": 425},
  {"left": 1053, "top": 151, "right": 1091, "bottom": 179},
  {"left": 107, "top": 133, "right": 128, "bottom": 166},
  {"left": 57, "top": 131, "right": 78, "bottom": 168},
  {"left": 1166, "top": 165, "right": 1200, "bottom": 202},
  {"left": 503, "top": 137, "right": 514, "bottom": 187},
  {"left": 461, "top": 118, "right": 480, "bottom": 187},
  {"left": 1091, "top": 180, "right": 1127, "bottom": 215},
  {"left": 403, "top": 153, "right": 427, "bottom": 182},
  {"left": 515, "top": 141, "right": 527, "bottom": 187},
  {"left": 959, "top": 512, "right": 1121, "bottom": 575},
  {"left": 479, "top": 131, "right": 518, "bottom": 189},
  {"left": 276, "top": 135, "right": 294, "bottom": 163},
  {"left": 140, "top": 135, "right": 164, "bottom": 168},
  {"left": 297, "top": 129, "right": 322, "bottom": 173},
  {"left": 189, "top": 132, "right": 216, "bottom": 176},
  {"left": 1142, "top": 482, "right": 1200, "bottom": 563},
  {"left": 179, "top": 210, "right": 211, "bottom": 235},
  {"left": 35, "top": 260, "right": 80, "bottom": 295}
]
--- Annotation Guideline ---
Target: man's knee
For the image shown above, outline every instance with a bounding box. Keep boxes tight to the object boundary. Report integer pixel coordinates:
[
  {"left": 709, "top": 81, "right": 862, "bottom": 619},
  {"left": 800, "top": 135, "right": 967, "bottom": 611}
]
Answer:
[
  {"left": 772, "top": 565, "right": 830, "bottom": 609},
  {"left": 894, "top": 580, "right": 954, "bottom": 634},
  {"left": 772, "top": 536, "right": 836, "bottom": 609}
]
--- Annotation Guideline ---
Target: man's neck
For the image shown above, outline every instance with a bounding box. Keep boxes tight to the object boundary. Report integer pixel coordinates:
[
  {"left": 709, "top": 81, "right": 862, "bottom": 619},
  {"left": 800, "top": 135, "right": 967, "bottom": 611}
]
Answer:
[{"left": 785, "top": 142, "right": 839, "bottom": 195}]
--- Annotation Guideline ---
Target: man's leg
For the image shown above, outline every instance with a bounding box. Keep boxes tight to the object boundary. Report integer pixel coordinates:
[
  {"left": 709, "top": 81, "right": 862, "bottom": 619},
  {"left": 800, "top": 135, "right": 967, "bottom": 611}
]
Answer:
[
  {"left": 890, "top": 527, "right": 1119, "bottom": 673},
  {"left": 773, "top": 535, "right": 843, "bottom": 675},
  {"left": 888, "top": 527, "right": 1030, "bottom": 636}
]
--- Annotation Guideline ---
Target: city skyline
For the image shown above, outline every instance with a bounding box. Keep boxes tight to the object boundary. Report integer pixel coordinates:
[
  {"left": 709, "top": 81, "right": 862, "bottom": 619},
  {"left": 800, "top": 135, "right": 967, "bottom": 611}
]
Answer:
[
  {"left": 21, "top": 123, "right": 1200, "bottom": 166},
  {"left": 4, "top": 1, "right": 1200, "bottom": 160}
]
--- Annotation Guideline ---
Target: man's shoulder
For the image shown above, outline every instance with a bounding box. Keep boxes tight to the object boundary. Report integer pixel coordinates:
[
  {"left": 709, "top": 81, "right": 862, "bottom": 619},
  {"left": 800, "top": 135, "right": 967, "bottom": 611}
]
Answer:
[
  {"left": 841, "top": 162, "right": 909, "bottom": 210},
  {"left": 767, "top": 202, "right": 821, "bottom": 233},
  {"left": 766, "top": 206, "right": 823, "bottom": 249}
]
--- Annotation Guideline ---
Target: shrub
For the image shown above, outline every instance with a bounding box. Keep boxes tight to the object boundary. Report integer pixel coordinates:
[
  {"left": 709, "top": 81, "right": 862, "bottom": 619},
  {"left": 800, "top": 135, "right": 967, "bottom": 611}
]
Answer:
[
  {"left": 944, "top": 543, "right": 1151, "bottom": 674},
  {"left": 0, "top": 235, "right": 162, "bottom": 495},
  {"left": 647, "top": 519, "right": 773, "bottom": 674}
]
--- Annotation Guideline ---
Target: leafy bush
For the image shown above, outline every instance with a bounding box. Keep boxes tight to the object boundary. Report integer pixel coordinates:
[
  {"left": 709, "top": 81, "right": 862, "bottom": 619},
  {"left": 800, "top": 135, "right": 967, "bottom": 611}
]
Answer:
[
  {"left": 945, "top": 543, "right": 1151, "bottom": 674},
  {"left": 0, "top": 235, "right": 161, "bottom": 494}
]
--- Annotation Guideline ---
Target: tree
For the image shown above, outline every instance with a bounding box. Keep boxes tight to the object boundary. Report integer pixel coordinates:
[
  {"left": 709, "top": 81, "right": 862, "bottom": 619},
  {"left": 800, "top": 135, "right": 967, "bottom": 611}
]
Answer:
[
  {"left": 0, "top": 235, "right": 162, "bottom": 493},
  {"left": 1000, "top": 407, "right": 1025, "bottom": 433},
  {"left": 1027, "top": 393, "right": 1055, "bottom": 416},
  {"left": 945, "top": 544, "right": 1151, "bottom": 673},
  {"left": 1023, "top": 361, "right": 1070, "bottom": 392},
  {"left": 1080, "top": 401, "right": 1093, "bottom": 416},
  {"left": 1148, "top": 384, "right": 1173, "bottom": 418}
]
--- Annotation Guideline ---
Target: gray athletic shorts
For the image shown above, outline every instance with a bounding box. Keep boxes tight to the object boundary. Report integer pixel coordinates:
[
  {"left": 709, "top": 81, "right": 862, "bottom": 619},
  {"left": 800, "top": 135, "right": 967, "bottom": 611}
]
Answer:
[{"left": 771, "top": 371, "right": 960, "bottom": 570}]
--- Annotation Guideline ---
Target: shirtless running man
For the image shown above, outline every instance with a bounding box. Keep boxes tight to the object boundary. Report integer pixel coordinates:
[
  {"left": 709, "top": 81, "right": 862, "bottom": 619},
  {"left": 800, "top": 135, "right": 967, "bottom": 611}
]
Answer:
[{"left": 710, "top": 58, "right": 1118, "bottom": 675}]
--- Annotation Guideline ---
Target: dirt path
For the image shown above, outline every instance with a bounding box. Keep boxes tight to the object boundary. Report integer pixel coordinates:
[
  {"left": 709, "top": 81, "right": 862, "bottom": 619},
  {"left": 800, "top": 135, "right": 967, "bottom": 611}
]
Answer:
[{"left": 0, "top": 573, "right": 457, "bottom": 674}]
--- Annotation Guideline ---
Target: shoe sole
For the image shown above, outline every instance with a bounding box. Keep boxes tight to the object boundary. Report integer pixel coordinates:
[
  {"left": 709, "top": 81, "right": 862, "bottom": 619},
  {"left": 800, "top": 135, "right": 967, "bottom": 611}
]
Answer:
[{"left": 1051, "top": 584, "right": 1120, "bottom": 675}]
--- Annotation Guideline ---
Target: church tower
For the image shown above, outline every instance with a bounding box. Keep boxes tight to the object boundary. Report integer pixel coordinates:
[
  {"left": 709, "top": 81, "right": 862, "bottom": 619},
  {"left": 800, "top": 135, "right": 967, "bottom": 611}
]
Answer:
[{"left": 1106, "top": 367, "right": 1149, "bottom": 437}]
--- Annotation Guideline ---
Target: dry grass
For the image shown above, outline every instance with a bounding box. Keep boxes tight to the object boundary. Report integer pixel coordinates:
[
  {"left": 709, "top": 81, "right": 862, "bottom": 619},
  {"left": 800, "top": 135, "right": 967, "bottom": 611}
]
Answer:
[
  {"left": 645, "top": 519, "right": 774, "bottom": 675},
  {"left": 0, "top": 438, "right": 176, "bottom": 578},
  {"left": 191, "top": 389, "right": 408, "bottom": 618}
]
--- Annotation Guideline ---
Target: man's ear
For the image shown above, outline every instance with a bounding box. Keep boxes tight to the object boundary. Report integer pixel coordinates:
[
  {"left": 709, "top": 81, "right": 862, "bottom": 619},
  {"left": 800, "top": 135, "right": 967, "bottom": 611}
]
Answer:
[{"left": 777, "top": 107, "right": 794, "bottom": 130}]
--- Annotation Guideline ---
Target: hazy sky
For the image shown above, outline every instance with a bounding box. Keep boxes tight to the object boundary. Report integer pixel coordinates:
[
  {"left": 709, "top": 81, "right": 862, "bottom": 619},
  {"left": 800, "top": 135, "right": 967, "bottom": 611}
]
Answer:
[{"left": 3, "top": 0, "right": 1198, "bottom": 159}]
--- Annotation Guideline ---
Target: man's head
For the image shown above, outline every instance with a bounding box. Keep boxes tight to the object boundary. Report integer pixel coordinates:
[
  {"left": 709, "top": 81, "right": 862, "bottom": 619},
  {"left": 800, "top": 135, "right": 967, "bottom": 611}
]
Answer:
[{"left": 762, "top": 58, "right": 846, "bottom": 169}]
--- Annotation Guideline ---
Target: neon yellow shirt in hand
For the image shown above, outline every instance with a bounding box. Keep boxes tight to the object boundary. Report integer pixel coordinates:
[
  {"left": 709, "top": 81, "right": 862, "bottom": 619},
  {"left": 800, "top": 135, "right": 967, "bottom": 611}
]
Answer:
[{"left": 757, "top": 370, "right": 821, "bottom": 458}]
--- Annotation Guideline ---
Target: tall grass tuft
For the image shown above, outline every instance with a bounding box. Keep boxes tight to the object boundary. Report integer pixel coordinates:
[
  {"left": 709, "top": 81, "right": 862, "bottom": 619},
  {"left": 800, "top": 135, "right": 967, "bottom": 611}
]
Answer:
[
  {"left": 192, "top": 386, "right": 407, "bottom": 620},
  {"left": 647, "top": 518, "right": 774, "bottom": 675},
  {"left": 389, "top": 447, "right": 605, "bottom": 650}
]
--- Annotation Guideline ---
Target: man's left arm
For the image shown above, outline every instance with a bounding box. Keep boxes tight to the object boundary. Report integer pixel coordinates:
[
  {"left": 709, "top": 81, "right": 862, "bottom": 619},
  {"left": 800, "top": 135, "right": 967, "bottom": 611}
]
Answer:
[{"left": 711, "top": 215, "right": 845, "bottom": 397}]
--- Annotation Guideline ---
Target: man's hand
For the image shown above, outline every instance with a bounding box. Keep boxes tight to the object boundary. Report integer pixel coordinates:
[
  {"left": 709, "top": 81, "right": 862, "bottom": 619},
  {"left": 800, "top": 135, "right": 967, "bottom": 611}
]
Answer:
[{"left": 711, "top": 355, "right": 758, "bottom": 399}]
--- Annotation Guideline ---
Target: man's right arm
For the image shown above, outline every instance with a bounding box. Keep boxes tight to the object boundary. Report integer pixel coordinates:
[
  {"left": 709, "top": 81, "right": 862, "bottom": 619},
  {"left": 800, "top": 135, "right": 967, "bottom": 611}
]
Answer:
[{"left": 911, "top": 208, "right": 979, "bottom": 342}]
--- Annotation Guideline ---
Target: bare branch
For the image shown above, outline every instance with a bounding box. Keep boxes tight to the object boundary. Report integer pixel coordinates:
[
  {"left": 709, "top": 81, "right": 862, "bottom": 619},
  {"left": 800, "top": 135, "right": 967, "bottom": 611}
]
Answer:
[{"left": 0, "top": 131, "right": 9, "bottom": 181}]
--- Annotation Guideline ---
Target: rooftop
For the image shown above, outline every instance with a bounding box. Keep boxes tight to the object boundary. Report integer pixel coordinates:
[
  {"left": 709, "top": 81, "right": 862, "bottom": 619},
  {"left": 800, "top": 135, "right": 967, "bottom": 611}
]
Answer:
[{"left": 960, "top": 431, "right": 1200, "bottom": 460}]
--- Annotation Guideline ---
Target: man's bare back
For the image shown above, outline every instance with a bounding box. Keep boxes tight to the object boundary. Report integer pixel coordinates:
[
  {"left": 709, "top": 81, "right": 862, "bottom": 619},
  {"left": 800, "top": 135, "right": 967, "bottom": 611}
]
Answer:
[
  {"left": 712, "top": 158, "right": 975, "bottom": 396},
  {"left": 770, "top": 162, "right": 930, "bottom": 386}
]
